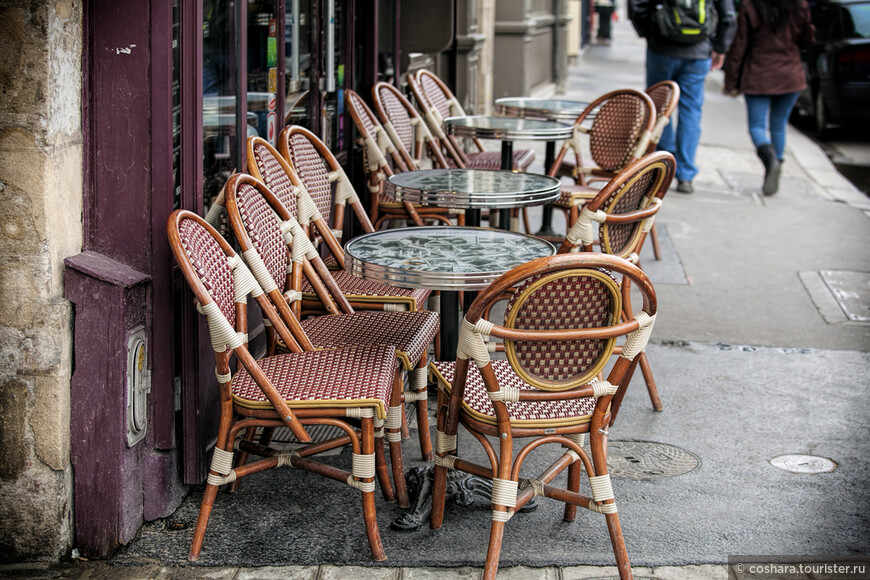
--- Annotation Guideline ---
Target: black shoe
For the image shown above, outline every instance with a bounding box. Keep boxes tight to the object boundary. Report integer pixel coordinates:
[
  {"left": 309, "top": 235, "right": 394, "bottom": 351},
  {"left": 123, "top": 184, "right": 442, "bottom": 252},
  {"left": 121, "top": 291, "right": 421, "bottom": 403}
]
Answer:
[
  {"left": 676, "top": 180, "right": 694, "bottom": 194},
  {"left": 757, "top": 144, "right": 781, "bottom": 195}
]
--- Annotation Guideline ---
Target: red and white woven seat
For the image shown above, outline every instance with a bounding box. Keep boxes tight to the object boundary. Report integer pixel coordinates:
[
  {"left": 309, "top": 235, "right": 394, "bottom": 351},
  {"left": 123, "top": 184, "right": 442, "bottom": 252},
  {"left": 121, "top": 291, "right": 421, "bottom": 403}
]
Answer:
[
  {"left": 549, "top": 183, "right": 599, "bottom": 208},
  {"left": 301, "top": 310, "right": 439, "bottom": 371},
  {"left": 300, "top": 269, "right": 430, "bottom": 312},
  {"left": 443, "top": 149, "right": 537, "bottom": 172},
  {"left": 231, "top": 344, "right": 396, "bottom": 417},
  {"left": 430, "top": 360, "right": 596, "bottom": 427}
]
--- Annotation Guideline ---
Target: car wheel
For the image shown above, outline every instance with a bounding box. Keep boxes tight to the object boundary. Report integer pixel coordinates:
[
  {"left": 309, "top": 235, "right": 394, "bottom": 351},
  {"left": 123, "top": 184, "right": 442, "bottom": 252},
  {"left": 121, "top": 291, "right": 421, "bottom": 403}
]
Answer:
[{"left": 814, "top": 91, "right": 830, "bottom": 139}]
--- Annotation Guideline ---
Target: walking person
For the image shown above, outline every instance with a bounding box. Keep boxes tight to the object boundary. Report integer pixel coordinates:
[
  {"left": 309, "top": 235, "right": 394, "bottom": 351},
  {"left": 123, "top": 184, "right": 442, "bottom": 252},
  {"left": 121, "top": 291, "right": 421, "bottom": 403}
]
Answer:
[
  {"left": 628, "top": 0, "right": 737, "bottom": 194},
  {"left": 595, "top": 0, "right": 617, "bottom": 45},
  {"left": 723, "top": 0, "right": 815, "bottom": 195}
]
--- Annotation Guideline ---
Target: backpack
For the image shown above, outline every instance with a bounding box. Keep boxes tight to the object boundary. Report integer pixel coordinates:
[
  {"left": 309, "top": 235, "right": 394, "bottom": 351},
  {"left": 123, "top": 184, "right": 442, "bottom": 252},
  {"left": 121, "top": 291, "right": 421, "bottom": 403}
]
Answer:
[{"left": 654, "top": 0, "right": 717, "bottom": 44}]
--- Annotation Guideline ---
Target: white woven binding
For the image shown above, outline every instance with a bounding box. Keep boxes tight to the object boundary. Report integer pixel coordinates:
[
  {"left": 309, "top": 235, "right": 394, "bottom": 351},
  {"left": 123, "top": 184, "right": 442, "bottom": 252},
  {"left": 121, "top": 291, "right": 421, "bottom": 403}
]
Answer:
[
  {"left": 215, "top": 369, "right": 232, "bottom": 384},
  {"left": 434, "top": 454, "right": 456, "bottom": 469},
  {"left": 363, "top": 135, "right": 389, "bottom": 171},
  {"left": 347, "top": 476, "right": 376, "bottom": 493},
  {"left": 426, "top": 108, "right": 446, "bottom": 138},
  {"left": 488, "top": 385, "right": 521, "bottom": 403},
  {"left": 242, "top": 249, "right": 279, "bottom": 294},
  {"left": 385, "top": 406, "right": 403, "bottom": 442},
  {"left": 633, "top": 130, "right": 653, "bottom": 158},
  {"left": 525, "top": 478, "right": 546, "bottom": 498},
  {"left": 328, "top": 167, "right": 362, "bottom": 206},
  {"left": 566, "top": 206, "right": 608, "bottom": 247},
  {"left": 436, "top": 430, "right": 456, "bottom": 453},
  {"left": 589, "top": 474, "right": 615, "bottom": 502},
  {"left": 447, "top": 98, "right": 465, "bottom": 117},
  {"left": 200, "top": 301, "right": 244, "bottom": 352},
  {"left": 383, "top": 303, "right": 408, "bottom": 312},
  {"left": 566, "top": 433, "right": 586, "bottom": 447},
  {"left": 383, "top": 121, "right": 404, "bottom": 154},
  {"left": 346, "top": 407, "right": 375, "bottom": 419},
  {"left": 621, "top": 312, "right": 655, "bottom": 360},
  {"left": 491, "top": 478, "right": 518, "bottom": 508},
  {"left": 210, "top": 447, "right": 234, "bottom": 475},
  {"left": 651, "top": 116, "right": 670, "bottom": 144},
  {"left": 590, "top": 380, "right": 619, "bottom": 398},
  {"left": 228, "top": 254, "right": 263, "bottom": 301},
  {"left": 283, "top": 290, "right": 303, "bottom": 303},
  {"left": 204, "top": 201, "right": 226, "bottom": 227},
  {"left": 456, "top": 318, "right": 494, "bottom": 367},
  {"left": 295, "top": 187, "right": 323, "bottom": 226},
  {"left": 280, "top": 219, "right": 320, "bottom": 262},
  {"left": 352, "top": 452, "right": 376, "bottom": 479},
  {"left": 588, "top": 501, "right": 618, "bottom": 514}
]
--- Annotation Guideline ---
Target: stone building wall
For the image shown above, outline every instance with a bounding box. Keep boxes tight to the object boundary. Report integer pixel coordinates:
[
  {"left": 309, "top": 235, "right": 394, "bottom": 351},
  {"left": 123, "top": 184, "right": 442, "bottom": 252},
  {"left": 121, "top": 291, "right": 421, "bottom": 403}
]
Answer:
[{"left": 0, "top": 0, "right": 82, "bottom": 560}]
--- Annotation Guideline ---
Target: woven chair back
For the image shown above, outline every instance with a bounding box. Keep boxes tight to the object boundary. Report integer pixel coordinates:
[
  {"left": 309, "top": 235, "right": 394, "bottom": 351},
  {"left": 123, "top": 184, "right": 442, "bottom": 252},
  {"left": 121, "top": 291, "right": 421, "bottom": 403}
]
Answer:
[
  {"left": 233, "top": 181, "right": 290, "bottom": 293},
  {"left": 502, "top": 268, "right": 622, "bottom": 391},
  {"left": 176, "top": 216, "right": 238, "bottom": 329},
  {"left": 373, "top": 83, "right": 416, "bottom": 156},
  {"left": 645, "top": 81, "right": 680, "bottom": 148},
  {"left": 589, "top": 91, "right": 654, "bottom": 172},
  {"left": 248, "top": 137, "right": 301, "bottom": 218},
  {"left": 414, "top": 69, "right": 459, "bottom": 121},
  {"left": 280, "top": 127, "right": 335, "bottom": 227},
  {"left": 592, "top": 151, "right": 674, "bottom": 259}
]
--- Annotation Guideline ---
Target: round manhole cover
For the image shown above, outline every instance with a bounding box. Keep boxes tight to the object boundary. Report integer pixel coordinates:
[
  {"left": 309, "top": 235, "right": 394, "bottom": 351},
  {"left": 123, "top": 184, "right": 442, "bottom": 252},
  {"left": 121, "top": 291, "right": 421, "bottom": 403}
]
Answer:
[
  {"left": 607, "top": 441, "right": 700, "bottom": 480},
  {"left": 770, "top": 454, "right": 837, "bottom": 474}
]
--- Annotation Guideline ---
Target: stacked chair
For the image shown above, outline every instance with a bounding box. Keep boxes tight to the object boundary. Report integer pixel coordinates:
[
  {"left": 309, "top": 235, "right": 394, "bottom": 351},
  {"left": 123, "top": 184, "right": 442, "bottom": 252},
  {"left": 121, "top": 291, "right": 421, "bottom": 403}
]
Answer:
[
  {"left": 168, "top": 210, "right": 399, "bottom": 562},
  {"left": 408, "top": 69, "right": 536, "bottom": 173},
  {"left": 544, "top": 88, "right": 656, "bottom": 232},
  {"left": 345, "top": 89, "right": 461, "bottom": 229},
  {"left": 246, "top": 136, "right": 437, "bottom": 463},
  {"left": 558, "top": 150, "right": 675, "bottom": 411}
]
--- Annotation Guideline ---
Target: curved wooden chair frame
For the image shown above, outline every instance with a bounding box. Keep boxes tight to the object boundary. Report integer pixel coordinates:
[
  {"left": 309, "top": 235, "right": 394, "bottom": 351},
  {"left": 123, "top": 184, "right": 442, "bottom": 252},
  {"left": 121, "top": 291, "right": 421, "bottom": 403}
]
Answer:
[
  {"left": 167, "top": 209, "right": 397, "bottom": 562},
  {"left": 225, "top": 173, "right": 438, "bottom": 498},
  {"left": 430, "top": 253, "right": 657, "bottom": 580},
  {"left": 644, "top": 80, "right": 680, "bottom": 261}
]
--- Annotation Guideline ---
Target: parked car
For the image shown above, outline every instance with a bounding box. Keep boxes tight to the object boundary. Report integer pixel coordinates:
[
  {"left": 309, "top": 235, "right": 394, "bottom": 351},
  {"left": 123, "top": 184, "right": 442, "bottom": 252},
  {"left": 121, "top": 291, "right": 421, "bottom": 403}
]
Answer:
[{"left": 796, "top": 0, "right": 870, "bottom": 135}]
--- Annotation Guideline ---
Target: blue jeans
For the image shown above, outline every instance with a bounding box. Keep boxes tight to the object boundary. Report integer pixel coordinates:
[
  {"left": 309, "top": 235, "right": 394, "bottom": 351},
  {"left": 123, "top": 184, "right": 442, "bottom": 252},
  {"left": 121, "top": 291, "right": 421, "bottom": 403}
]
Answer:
[
  {"left": 744, "top": 93, "right": 799, "bottom": 160},
  {"left": 646, "top": 50, "right": 711, "bottom": 182}
]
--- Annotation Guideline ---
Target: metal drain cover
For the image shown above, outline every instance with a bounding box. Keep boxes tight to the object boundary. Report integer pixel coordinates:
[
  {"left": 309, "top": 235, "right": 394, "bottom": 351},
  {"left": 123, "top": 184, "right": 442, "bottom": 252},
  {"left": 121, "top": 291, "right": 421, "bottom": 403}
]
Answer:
[
  {"left": 607, "top": 441, "right": 701, "bottom": 480},
  {"left": 819, "top": 270, "right": 870, "bottom": 322},
  {"left": 770, "top": 454, "right": 837, "bottom": 474}
]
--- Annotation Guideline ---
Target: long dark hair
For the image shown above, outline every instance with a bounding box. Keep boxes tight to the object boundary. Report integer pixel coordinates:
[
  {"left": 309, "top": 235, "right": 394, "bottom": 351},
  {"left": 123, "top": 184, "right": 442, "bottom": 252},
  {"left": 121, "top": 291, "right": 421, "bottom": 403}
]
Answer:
[{"left": 754, "top": 0, "right": 802, "bottom": 30}]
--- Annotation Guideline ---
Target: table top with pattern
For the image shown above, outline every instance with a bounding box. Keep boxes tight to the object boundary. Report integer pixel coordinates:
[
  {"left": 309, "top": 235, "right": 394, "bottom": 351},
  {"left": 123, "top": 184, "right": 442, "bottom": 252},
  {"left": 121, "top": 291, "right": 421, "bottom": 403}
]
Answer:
[
  {"left": 385, "top": 169, "right": 561, "bottom": 210},
  {"left": 494, "top": 97, "right": 589, "bottom": 122},
  {"left": 344, "top": 226, "right": 555, "bottom": 291},
  {"left": 442, "top": 115, "right": 575, "bottom": 142}
]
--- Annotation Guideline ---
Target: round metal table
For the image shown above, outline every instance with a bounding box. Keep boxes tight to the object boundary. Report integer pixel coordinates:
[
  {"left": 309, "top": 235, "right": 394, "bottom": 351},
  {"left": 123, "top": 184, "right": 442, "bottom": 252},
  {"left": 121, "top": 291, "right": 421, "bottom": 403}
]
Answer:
[
  {"left": 344, "top": 226, "right": 555, "bottom": 358},
  {"left": 493, "top": 98, "right": 591, "bottom": 238},
  {"left": 385, "top": 169, "right": 561, "bottom": 228},
  {"left": 442, "top": 117, "right": 574, "bottom": 228},
  {"left": 494, "top": 97, "right": 589, "bottom": 122}
]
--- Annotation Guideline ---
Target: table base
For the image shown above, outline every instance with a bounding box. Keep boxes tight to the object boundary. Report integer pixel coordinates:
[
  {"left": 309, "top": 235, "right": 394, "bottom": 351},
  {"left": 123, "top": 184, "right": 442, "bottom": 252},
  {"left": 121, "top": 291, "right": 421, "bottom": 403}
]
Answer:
[{"left": 390, "top": 466, "right": 538, "bottom": 532}]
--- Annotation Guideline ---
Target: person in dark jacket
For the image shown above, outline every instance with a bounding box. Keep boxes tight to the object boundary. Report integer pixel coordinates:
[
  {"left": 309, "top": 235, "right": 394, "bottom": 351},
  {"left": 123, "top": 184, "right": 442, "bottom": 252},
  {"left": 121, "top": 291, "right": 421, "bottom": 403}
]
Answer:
[
  {"left": 723, "top": 0, "right": 815, "bottom": 195},
  {"left": 628, "top": 0, "right": 737, "bottom": 194}
]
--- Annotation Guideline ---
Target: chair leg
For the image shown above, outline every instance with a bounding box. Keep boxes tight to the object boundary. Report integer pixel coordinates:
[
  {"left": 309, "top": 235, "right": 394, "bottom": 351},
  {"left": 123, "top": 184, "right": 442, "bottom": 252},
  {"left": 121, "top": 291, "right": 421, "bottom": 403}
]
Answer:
[
  {"left": 430, "top": 388, "right": 451, "bottom": 530},
  {"left": 188, "top": 481, "right": 219, "bottom": 561},
  {"left": 564, "top": 460, "right": 582, "bottom": 522},
  {"left": 412, "top": 363, "right": 434, "bottom": 461},
  {"left": 638, "top": 352, "right": 662, "bottom": 411},
  {"left": 227, "top": 426, "right": 258, "bottom": 493},
  {"left": 606, "top": 512, "right": 633, "bottom": 579},
  {"left": 374, "top": 429, "right": 396, "bottom": 502},
  {"left": 483, "top": 517, "right": 507, "bottom": 580},
  {"left": 388, "top": 372, "right": 411, "bottom": 508},
  {"left": 649, "top": 223, "right": 662, "bottom": 261},
  {"left": 360, "top": 415, "right": 387, "bottom": 562}
]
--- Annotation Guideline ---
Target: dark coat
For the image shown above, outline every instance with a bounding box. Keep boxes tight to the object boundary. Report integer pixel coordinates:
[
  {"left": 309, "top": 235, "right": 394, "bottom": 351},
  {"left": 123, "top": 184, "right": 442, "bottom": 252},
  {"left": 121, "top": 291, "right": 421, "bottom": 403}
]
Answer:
[
  {"left": 628, "top": 0, "right": 737, "bottom": 59},
  {"left": 723, "top": 0, "right": 816, "bottom": 94}
]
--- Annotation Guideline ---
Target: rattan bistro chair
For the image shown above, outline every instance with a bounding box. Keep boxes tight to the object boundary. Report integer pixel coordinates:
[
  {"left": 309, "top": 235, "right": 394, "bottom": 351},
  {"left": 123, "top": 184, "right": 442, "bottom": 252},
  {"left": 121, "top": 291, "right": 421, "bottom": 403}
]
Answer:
[
  {"left": 408, "top": 69, "right": 536, "bottom": 172},
  {"left": 643, "top": 81, "right": 680, "bottom": 261},
  {"left": 546, "top": 88, "right": 656, "bottom": 231},
  {"left": 558, "top": 151, "right": 675, "bottom": 411},
  {"left": 345, "top": 89, "right": 458, "bottom": 228},
  {"left": 225, "top": 174, "right": 439, "bottom": 504},
  {"left": 371, "top": 81, "right": 452, "bottom": 171},
  {"left": 262, "top": 134, "right": 432, "bottom": 315},
  {"left": 168, "top": 210, "right": 397, "bottom": 562},
  {"left": 429, "top": 253, "right": 657, "bottom": 580}
]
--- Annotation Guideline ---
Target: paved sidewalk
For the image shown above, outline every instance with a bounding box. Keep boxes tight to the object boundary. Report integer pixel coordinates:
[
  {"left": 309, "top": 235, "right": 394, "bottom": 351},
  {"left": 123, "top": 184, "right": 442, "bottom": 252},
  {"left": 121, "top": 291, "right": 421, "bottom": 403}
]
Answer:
[{"left": 8, "top": 11, "right": 869, "bottom": 580}]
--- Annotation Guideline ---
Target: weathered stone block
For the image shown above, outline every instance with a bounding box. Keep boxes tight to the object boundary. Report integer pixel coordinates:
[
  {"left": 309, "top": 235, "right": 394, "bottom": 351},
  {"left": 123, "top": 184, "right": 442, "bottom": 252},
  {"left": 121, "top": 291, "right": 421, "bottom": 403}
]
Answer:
[
  {"left": 32, "top": 373, "right": 71, "bottom": 471},
  {"left": 0, "top": 261, "right": 42, "bottom": 329},
  {"left": 0, "top": 379, "right": 29, "bottom": 481}
]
